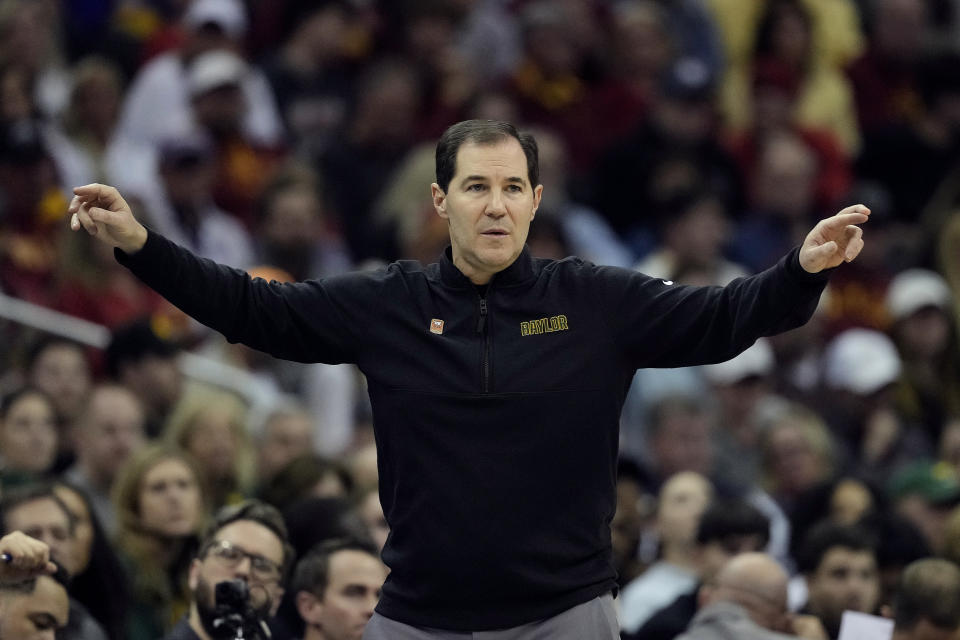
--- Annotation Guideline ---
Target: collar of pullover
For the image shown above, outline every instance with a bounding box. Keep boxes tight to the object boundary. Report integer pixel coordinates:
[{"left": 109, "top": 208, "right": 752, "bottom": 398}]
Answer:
[{"left": 438, "top": 245, "right": 537, "bottom": 289}]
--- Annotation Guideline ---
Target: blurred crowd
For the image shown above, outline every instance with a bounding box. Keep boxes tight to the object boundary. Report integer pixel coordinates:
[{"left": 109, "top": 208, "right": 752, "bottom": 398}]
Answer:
[{"left": 0, "top": 0, "right": 959, "bottom": 638}]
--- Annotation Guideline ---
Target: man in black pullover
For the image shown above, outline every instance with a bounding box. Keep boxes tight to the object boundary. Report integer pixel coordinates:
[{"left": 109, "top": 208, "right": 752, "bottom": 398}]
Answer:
[{"left": 68, "top": 120, "right": 869, "bottom": 638}]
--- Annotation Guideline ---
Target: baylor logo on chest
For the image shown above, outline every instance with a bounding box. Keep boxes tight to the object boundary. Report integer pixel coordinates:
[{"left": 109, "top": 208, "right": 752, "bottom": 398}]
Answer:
[{"left": 520, "top": 315, "right": 569, "bottom": 336}]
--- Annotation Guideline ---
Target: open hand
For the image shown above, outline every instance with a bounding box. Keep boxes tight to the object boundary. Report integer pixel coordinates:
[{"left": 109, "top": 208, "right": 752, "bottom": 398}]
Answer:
[
  {"left": 799, "top": 204, "right": 870, "bottom": 273},
  {"left": 68, "top": 183, "right": 147, "bottom": 254}
]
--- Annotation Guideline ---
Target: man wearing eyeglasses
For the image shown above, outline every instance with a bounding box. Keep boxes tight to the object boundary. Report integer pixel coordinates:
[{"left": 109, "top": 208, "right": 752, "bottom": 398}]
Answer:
[{"left": 164, "top": 500, "right": 295, "bottom": 640}]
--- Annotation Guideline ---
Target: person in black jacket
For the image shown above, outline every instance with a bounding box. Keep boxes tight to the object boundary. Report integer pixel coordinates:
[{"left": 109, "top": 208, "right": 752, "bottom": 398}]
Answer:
[{"left": 68, "top": 119, "right": 869, "bottom": 639}]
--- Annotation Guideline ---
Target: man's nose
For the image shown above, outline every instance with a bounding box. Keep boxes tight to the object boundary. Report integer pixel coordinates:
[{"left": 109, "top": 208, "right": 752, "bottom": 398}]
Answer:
[{"left": 485, "top": 190, "right": 506, "bottom": 216}]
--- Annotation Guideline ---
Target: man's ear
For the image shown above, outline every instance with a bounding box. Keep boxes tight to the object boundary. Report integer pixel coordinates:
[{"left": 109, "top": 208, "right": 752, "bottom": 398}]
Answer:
[
  {"left": 532, "top": 184, "right": 543, "bottom": 219},
  {"left": 296, "top": 590, "right": 323, "bottom": 625},
  {"left": 431, "top": 183, "right": 448, "bottom": 220}
]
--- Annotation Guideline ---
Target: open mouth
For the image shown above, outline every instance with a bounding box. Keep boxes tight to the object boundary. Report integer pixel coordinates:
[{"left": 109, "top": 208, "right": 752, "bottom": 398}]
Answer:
[{"left": 481, "top": 230, "right": 509, "bottom": 236}]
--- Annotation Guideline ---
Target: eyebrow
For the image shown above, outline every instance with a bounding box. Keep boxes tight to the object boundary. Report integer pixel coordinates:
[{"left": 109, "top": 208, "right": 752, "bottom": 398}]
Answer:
[{"left": 459, "top": 175, "right": 527, "bottom": 187}]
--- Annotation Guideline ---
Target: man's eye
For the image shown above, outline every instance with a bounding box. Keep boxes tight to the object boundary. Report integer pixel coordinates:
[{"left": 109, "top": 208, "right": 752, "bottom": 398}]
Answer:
[
  {"left": 467, "top": 184, "right": 484, "bottom": 191},
  {"left": 507, "top": 185, "right": 522, "bottom": 192}
]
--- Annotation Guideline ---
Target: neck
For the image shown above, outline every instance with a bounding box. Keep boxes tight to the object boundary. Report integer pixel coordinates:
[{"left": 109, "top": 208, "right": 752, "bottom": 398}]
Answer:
[
  {"left": 662, "top": 542, "right": 698, "bottom": 571},
  {"left": 303, "top": 624, "right": 325, "bottom": 640},
  {"left": 188, "top": 606, "right": 214, "bottom": 640}
]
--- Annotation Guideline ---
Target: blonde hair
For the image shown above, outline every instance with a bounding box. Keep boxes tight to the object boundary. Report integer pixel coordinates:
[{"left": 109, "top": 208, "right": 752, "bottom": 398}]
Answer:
[
  {"left": 760, "top": 405, "right": 836, "bottom": 494},
  {"left": 112, "top": 443, "right": 207, "bottom": 540},
  {"left": 163, "top": 388, "right": 257, "bottom": 503}
]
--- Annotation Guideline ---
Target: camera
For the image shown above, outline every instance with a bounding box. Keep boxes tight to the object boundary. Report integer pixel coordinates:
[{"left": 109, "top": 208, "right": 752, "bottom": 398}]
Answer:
[{"left": 212, "top": 580, "right": 271, "bottom": 639}]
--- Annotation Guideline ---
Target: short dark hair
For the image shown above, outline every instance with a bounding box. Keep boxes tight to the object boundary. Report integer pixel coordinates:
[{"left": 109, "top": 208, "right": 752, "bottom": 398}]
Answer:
[
  {"left": 696, "top": 499, "right": 770, "bottom": 548},
  {"left": 25, "top": 335, "right": 88, "bottom": 373},
  {"left": 200, "top": 500, "right": 296, "bottom": 580},
  {"left": 0, "top": 386, "right": 54, "bottom": 422},
  {"left": 0, "top": 484, "right": 75, "bottom": 536},
  {"left": 0, "top": 561, "right": 70, "bottom": 595},
  {"left": 796, "top": 521, "right": 877, "bottom": 575},
  {"left": 435, "top": 120, "right": 539, "bottom": 192},
  {"left": 289, "top": 537, "right": 379, "bottom": 599},
  {"left": 894, "top": 558, "right": 960, "bottom": 631}
]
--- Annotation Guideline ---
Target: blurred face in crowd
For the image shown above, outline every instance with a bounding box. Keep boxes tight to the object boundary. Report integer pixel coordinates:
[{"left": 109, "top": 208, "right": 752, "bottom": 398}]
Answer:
[
  {"left": 192, "top": 83, "right": 245, "bottom": 138},
  {"left": 184, "top": 406, "right": 241, "bottom": 482},
  {"left": 766, "top": 421, "right": 826, "bottom": 496},
  {"left": 261, "top": 186, "right": 325, "bottom": 252},
  {"left": 259, "top": 411, "right": 314, "bottom": 481},
  {"left": 52, "top": 484, "right": 94, "bottom": 575},
  {"left": 138, "top": 457, "right": 202, "bottom": 538},
  {"left": 0, "top": 390, "right": 57, "bottom": 474},
  {"left": 75, "top": 385, "right": 146, "bottom": 488},
  {"left": 806, "top": 546, "right": 880, "bottom": 636},
  {"left": 298, "top": 549, "right": 387, "bottom": 640},
  {"left": 649, "top": 405, "right": 713, "bottom": 479},
  {"left": 0, "top": 575, "right": 69, "bottom": 640},
  {"left": 656, "top": 472, "right": 712, "bottom": 549},
  {"left": 830, "top": 478, "right": 874, "bottom": 525},
  {"left": 432, "top": 138, "right": 542, "bottom": 285},
  {"left": 894, "top": 307, "right": 951, "bottom": 361},
  {"left": 699, "top": 534, "right": 770, "bottom": 582},
  {"left": 3, "top": 497, "right": 75, "bottom": 575},
  {"left": 190, "top": 520, "right": 286, "bottom": 634},
  {"left": 28, "top": 343, "right": 91, "bottom": 423}
]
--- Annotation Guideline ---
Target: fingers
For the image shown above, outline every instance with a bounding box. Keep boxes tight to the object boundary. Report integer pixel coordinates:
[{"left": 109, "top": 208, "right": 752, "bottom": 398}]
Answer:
[
  {"left": 844, "top": 226, "right": 864, "bottom": 262},
  {"left": 820, "top": 210, "right": 869, "bottom": 232},
  {"left": 72, "top": 183, "right": 128, "bottom": 212},
  {"left": 74, "top": 204, "right": 99, "bottom": 235},
  {"left": 0, "top": 532, "right": 52, "bottom": 579}
]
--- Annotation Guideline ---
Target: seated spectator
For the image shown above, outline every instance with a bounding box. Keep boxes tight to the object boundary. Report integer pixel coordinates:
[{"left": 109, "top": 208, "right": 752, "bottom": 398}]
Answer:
[
  {"left": 139, "top": 130, "right": 255, "bottom": 269},
  {"left": 52, "top": 481, "right": 130, "bottom": 640},
  {"left": 795, "top": 522, "right": 881, "bottom": 640},
  {"left": 293, "top": 538, "right": 388, "bottom": 640},
  {"left": 0, "top": 387, "right": 58, "bottom": 484},
  {"left": 104, "top": 319, "right": 185, "bottom": 438},
  {"left": 257, "top": 405, "right": 315, "bottom": 485},
  {"left": 887, "top": 460, "right": 960, "bottom": 554},
  {"left": 702, "top": 339, "right": 785, "bottom": 492},
  {"left": 891, "top": 558, "right": 960, "bottom": 640},
  {"left": 629, "top": 498, "right": 771, "bottom": 640},
  {"left": 259, "top": 455, "right": 353, "bottom": 514},
  {"left": 0, "top": 484, "right": 109, "bottom": 639},
  {"left": 186, "top": 49, "right": 287, "bottom": 228},
  {"left": 635, "top": 187, "right": 747, "bottom": 286},
  {"left": 886, "top": 269, "right": 960, "bottom": 441},
  {"left": 760, "top": 406, "right": 836, "bottom": 517},
  {"left": 0, "top": 534, "right": 69, "bottom": 638},
  {"left": 63, "top": 383, "right": 147, "bottom": 535},
  {"left": 113, "top": 445, "right": 208, "bottom": 640},
  {"left": 163, "top": 500, "right": 293, "bottom": 640},
  {"left": 24, "top": 336, "right": 92, "bottom": 440},
  {"left": 619, "top": 471, "right": 713, "bottom": 633},
  {"left": 165, "top": 388, "right": 256, "bottom": 509},
  {"left": 823, "top": 329, "right": 931, "bottom": 485},
  {"left": 114, "top": 0, "right": 283, "bottom": 149},
  {"left": 676, "top": 552, "right": 826, "bottom": 640}
]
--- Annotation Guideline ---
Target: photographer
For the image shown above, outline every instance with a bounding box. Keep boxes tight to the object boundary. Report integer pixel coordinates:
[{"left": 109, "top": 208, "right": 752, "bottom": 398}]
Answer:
[{"left": 165, "top": 500, "right": 294, "bottom": 640}]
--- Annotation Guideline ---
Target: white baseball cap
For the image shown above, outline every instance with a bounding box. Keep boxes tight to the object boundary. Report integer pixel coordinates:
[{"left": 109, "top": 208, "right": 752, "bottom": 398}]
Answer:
[
  {"left": 186, "top": 49, "right": 247, "bottom": 97},
  {"left": 824, "top": 328, "right": 901, "bottom": 394},
  {"left": 886, "top": 268, "right": 951, "bottom": 322}
]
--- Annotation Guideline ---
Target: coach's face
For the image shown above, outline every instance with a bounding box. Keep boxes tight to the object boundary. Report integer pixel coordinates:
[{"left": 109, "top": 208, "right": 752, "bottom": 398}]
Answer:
[{"left": 431, "top": 138, "right": 542, "bottom": 284}]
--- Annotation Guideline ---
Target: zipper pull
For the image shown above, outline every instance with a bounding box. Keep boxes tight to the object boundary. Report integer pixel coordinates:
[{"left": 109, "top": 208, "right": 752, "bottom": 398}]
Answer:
[{"left": 477, "top": 297, "right": 488, "bottom": 333}]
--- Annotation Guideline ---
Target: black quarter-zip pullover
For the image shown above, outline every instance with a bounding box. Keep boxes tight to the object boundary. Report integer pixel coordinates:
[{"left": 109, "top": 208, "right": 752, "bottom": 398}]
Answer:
[{"left": 118, "top": 231, "right": 830, "bottom": 631}]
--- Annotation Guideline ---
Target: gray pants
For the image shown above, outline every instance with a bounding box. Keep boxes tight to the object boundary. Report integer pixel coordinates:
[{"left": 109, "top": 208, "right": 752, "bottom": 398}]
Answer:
[{"left": 362, "top": 595, "right": 618, "bottom": 640}]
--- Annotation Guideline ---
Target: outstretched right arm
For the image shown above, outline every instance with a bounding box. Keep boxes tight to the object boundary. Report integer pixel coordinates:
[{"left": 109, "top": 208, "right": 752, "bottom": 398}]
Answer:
[{"left": 68, "top": 184, "right": 359, "bottom": 364}]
